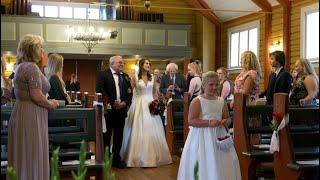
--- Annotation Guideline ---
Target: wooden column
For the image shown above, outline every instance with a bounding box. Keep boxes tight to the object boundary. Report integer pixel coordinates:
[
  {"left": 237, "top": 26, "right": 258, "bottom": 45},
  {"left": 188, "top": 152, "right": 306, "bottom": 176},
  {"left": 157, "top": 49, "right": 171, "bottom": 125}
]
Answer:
[
  {"left": 277, "top": 0, "right": 292, "bottom": 70},
  {"left": 185, "top": 0, "right": 222, "bottom": 68},
  {"left": 251, "top": 0, "right": 272, "bottom": 90},
  {"left": 215, "top": 25, "right": 221, "bottom": 69},
  {"left": 264, "top": 14, "right": 272, "bottom": 89}
]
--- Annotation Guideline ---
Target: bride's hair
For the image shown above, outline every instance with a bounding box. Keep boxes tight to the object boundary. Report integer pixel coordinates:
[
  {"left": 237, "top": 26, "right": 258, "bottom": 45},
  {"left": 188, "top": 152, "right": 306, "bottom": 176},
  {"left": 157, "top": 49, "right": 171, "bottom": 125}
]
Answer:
[{"left": 138, "top": 58, "right": 152, "bottom": 81}]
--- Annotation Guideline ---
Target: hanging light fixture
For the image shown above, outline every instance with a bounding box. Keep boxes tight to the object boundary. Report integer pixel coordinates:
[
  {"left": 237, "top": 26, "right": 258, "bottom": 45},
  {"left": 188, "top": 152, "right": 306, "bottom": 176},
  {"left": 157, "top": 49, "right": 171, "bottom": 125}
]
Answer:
[
  {"left": 65, "top": 3, "right": 109, "bottom": 54},
  {"left": 66, "top": 23, "right": 107, "bottom": 54}
]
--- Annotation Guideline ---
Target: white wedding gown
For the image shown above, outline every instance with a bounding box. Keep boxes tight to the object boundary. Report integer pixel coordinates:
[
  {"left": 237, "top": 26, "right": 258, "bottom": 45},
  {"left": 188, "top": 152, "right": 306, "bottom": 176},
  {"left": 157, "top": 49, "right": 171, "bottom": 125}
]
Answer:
[
  {"left": 120, "top": 76, "right": 172, "bottom": 167},
  {"left": 178, "top": 96, "right": 241, "bottom": 180}
]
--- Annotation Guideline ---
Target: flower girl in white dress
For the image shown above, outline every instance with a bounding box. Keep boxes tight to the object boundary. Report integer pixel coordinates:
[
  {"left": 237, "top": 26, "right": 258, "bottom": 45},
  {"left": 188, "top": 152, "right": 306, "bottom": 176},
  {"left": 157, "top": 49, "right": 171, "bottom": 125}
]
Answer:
[
  {"left": 178, "top": 71, "right": 241, "bottom": 180},
  {"left": 120, "top": 58, "right": 172, "bottom": 167}
]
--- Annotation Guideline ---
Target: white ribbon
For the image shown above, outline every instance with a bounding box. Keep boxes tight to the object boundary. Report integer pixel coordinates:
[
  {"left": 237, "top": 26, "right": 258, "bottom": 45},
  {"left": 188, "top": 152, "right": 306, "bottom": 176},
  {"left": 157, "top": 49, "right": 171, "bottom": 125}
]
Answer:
[
  {"left": 93, "top": 101, "right": 107, "bottom": 133},
  {"left": 269, "top": 114, "right": 289, "bottom": 153},
  {"left": 163, "top": 98, "right": 173, "bottom": 126}
]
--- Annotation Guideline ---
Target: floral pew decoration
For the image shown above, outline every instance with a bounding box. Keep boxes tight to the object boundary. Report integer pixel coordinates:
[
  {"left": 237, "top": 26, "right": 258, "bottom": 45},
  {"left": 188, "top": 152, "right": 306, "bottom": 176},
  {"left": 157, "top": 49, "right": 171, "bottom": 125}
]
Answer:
[{"left": 269, "top": 112, "right": 289, "bottom": 153}]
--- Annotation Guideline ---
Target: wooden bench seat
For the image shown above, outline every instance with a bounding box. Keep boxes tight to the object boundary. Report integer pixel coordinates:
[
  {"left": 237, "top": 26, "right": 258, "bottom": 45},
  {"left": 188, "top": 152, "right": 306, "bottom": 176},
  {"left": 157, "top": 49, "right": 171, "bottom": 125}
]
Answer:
[
  {"left": 234, "top": 93, "right": 275, "bottom": 180},
  {"left": 165, "top": 99, "right": 185, "bottom": 154},
  {"left": 0, "top": 98, "right": 104, "bottom": 179},
  {"left": 273, "top": 93, "right": 319, "bottom": 180}
]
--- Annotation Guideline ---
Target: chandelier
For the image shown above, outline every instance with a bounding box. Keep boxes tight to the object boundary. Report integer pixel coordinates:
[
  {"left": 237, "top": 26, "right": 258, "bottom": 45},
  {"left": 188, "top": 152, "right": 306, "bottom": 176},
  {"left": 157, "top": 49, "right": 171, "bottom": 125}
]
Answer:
[{"left": 66, "top": 25, "right": 107, "bottom": 54}]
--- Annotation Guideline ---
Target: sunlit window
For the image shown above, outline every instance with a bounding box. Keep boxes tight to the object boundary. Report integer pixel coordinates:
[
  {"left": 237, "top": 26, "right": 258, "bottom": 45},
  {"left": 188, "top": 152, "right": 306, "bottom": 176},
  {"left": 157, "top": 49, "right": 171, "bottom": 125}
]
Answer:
[
  {"left": 88, "top": 8, "right": 100, "bottom": 20},
  {"left": 31, "top": 5, "right": 44, "bottom": 17},
  {"left": 228, "top": 21, "right": 259, "bottom": 69},
  {"left": 45, "top": 6, "right": 58, "bottom": 18},
  {"left": 74, "top": 8, "right": 87, "bottom": 19},
  {"left": 60, "top": 6, "right": 73, "bottom": 18},
  {"left": 301, "top": 4, "right": 319, "bottom": 62}
]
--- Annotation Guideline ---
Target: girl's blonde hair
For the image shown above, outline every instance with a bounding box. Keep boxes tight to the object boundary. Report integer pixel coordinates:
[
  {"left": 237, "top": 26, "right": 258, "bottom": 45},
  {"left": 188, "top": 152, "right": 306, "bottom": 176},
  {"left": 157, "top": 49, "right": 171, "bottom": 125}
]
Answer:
[
  {"left": 188, "top": 62, "right": 201, "bottom": 75},
  {"left": 16, "top": 34, "right": 44, "bottom": 64},
  {"left": 296, "top": 58, "right": 319, "bottom": 84},
  {"left": 241, "top": 51, "right": 262, "bottom": 77},
  {"left": 47, "top": 53, "right": 65, "bottom": 88},
  {"left": 201, "top": 71, "right": 219, "bottom": 94}
]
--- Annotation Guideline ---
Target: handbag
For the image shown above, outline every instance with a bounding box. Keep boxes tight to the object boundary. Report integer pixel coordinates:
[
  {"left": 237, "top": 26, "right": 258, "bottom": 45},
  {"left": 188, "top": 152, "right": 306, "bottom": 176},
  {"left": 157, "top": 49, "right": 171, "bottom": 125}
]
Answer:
[{"left": 216, "top": 128, "right": 234, "bottom": 152}]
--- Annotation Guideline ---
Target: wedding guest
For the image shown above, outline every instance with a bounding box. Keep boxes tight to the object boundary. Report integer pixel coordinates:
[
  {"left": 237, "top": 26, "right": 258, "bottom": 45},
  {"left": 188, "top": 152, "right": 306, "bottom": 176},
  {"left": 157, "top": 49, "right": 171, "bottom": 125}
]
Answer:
[
  {"left": 153, "top": 68, "right": 162, "bottom": 97},
  {"left": 8, "top": 34, "right": 59, "bottom": 180},
  {"left": 232, "top": 51, "right": 262, "bottom": 145},
  {"left": 8, "top": 63, "right": 17, "bottom": 99},
  {"left": 1, "top": 57, "right": 11, "bottom": 105},
  {"left": 217, "top": 67, "right": 234, "bottom": 100},
  {"left": 289, "top": 58, "right": 319, "bottom": 106},
  {"left": 231, "top": 51, "right": 261, "bottom": 108},
  {"left": 186, "top": 59, "right": 202, "bottom": 91},
  {"left": 47, "top": 53, "right": 71, "bottom": 105},
  {"left": 66, "top": 73, "right": 80, "bottom": 92},
  {"left": 120, "top": 58, "right": 172, "bottom": 167},
  {"left": 187, "top": 62, "right": 202, "bottom": 101},
  {"left": 178, "top": 71, "right": 241, "bottom": 180},
  {"left": 160, "top": 63, "right": 186, "bottom": 99},
  {"left": 96, "top": 55, "right": 132, "bottom": 168},
  {"left": 265, "top": 51, "right": 292, "bottom": 105}
]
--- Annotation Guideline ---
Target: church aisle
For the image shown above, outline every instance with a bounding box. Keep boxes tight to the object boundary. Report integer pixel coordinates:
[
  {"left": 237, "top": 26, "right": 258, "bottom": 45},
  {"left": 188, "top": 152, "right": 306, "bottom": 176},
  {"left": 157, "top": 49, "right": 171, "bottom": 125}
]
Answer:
[{"left": 111, "top": 155, "right": 180, "bottom": 180}]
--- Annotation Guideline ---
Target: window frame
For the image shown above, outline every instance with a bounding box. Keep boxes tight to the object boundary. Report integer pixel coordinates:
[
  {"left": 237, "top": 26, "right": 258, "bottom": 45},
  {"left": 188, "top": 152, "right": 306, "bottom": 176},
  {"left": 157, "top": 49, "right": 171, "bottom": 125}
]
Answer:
[
  {"left": 227, "top": 20, "right": 260, "bottom": 72},
  {"left": 300, "top": 3, "right": 319, "bottom": 65},
  {"left": 30, "top": 1, "right": 101, "bottom": 20}
]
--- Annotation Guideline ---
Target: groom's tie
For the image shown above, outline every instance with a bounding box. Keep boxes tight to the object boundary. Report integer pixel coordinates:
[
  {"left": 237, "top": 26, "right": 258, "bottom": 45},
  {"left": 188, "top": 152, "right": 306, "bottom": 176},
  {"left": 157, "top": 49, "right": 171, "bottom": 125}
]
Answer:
[{"left": 115, "top": 72, "right": 124, "bottom": 99}]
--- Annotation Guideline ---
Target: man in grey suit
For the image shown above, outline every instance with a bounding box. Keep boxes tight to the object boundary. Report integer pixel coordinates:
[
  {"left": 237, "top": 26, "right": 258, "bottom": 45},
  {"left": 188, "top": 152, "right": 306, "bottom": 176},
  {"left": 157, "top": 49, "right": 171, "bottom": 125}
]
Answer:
[{"left": 160, "top": 63, "right": 186, "bottom": 99}]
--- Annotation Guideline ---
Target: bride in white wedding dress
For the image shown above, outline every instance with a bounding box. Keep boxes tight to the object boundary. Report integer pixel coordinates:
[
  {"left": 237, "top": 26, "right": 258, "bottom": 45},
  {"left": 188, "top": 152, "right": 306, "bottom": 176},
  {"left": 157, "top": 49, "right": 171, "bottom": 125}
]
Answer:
[{"left": 120, "top": 58, "right": 172, "bottom": 167}]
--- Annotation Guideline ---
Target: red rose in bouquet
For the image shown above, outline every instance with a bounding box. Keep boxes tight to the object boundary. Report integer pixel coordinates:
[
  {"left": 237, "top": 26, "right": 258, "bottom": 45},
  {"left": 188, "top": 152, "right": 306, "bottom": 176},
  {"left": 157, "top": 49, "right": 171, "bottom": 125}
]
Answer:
[
  {"left": 270, "top": 112, "right": 283, "bottom": 131},
  {"left": 149, "top": 99, "right": 166, "bottom": 115},
  {"left": 102, "top": 96, "right": 109, "bottom": 106}
]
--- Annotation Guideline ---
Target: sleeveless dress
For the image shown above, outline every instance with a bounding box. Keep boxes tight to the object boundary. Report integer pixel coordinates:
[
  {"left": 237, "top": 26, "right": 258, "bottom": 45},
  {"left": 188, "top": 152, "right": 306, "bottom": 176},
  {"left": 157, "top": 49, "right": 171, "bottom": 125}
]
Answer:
[
  {"left": 289, "top": 74, "right": 317, "bottom": 105},
  {"left": 8, "top": 62, "right": 51, "bottom": 180},
  {"left": 120, "top": 75, "right": 172, "bottom": 167},
  {"left": 178, "top": 96, "right": 241, "bottom": 180}
]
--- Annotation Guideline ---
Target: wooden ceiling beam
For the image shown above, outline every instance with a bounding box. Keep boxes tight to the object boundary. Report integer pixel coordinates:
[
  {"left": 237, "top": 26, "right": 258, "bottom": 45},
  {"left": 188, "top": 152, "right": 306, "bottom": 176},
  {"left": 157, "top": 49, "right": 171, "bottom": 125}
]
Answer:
[
  {"left": 184, "top": 0, "right": 221, "bottom": 26},
  {"left": 251, "top": 0, "right": 272, "bottom": 12},
  {"left": 277, "top": 0, "right": 290, "bottom": 7}
]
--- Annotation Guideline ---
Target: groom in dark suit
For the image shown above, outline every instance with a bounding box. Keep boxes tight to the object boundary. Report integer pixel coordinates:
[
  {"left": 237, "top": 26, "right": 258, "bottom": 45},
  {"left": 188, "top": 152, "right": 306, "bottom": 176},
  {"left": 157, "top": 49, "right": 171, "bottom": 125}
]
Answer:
[
  {"left": 160, "top": 62, "right": 186, "bottom": 99},
  {"left": 96, "top": 55, "right": 132, "bottom": 168},
  {"left": 266, "top": 51, "right": 292, "bottom": 105}
]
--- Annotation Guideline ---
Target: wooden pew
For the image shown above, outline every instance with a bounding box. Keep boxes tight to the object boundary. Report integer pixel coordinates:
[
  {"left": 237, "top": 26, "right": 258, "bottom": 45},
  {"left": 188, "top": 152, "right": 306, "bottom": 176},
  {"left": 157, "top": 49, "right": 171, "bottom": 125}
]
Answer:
[
  {"left": 233, "top": 93, "right": 274, "bottom": 180},
  {"left": 165, "top": 99, "right": 184, "bottom": 154},
  {"left": 165, "top": 92, "right": 189, "bottom": 154},
  {"left": 0, "top": 100, "right": 104, "bottom": 180},
  {"left": 273, "top": 93, "right": 319, "bottom": 180},
  {"left": 183, "top": 92, "right": 190, "bottom": 142}
]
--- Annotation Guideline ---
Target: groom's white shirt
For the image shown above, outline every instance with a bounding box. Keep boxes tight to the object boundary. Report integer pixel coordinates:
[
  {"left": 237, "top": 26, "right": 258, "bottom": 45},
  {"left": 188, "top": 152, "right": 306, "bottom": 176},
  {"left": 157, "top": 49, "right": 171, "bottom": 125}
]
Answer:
[{"left": 110, "top": 67, "right": 121, "bottom": 101}]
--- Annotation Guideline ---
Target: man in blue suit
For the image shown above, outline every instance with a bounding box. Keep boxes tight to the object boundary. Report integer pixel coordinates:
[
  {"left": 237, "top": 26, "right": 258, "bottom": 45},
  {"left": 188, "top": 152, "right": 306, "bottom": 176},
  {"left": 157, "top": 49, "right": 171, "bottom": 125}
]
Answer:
[{"left": 266, "top": 51, "right": 292, "bottom": 105}]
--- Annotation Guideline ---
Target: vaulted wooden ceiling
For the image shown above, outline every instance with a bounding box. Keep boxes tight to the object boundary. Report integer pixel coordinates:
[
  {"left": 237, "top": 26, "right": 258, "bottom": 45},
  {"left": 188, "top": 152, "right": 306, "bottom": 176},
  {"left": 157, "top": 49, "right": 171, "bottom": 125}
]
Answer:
[{"left": 185, "top": 0, "right": 280, "bottom": 23}]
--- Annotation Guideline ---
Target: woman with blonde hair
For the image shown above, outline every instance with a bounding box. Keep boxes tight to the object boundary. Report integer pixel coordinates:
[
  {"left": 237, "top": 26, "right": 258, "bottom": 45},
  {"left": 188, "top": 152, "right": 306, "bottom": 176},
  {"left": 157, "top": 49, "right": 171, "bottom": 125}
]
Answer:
[
  {"left": 187, "top": 62, "right": 202, "bottom": 101},
  {"left": 8, "top": 34, "right": 59, "bottom": 180},
  {"left": 232, "top": 50, "right": 261, "bottom": 107},
  {"left": 290, "top": 58, "right": 319, "bottom": 106},
  {"left": 178, "top": 71, "right": 241, "bottom": 180},
  {"left": 47, "top": 53, "right": 71, "bottom": 105}
]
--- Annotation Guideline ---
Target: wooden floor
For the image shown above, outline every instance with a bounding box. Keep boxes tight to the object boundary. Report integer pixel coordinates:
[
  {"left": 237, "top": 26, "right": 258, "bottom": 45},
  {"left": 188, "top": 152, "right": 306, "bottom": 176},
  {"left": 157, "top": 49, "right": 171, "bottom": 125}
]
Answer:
[{"left": 111, "top": 155, "right": 180, "bottom": 180}]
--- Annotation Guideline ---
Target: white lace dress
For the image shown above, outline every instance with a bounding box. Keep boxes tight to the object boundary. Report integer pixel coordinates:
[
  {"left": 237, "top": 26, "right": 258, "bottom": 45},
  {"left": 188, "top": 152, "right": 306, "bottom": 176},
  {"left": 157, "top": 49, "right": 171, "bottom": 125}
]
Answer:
[
  {"left": 177, "top": 96, "right": 241, "bottom": 180},
  {"left": 120, "top": 76, "right": 172, "bottom": 167}
]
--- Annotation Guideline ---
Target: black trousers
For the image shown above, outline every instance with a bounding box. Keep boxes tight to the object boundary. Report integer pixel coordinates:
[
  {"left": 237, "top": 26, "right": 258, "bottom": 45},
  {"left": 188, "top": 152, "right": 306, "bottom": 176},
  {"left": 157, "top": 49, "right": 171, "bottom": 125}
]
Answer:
[{"left": 103, "top": 109, "right": 126, "bottom": 162}]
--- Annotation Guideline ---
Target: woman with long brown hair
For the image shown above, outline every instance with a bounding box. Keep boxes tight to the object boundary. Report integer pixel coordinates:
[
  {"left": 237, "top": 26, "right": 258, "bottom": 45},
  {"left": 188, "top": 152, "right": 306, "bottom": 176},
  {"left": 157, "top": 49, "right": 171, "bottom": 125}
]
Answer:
[{"left": 120, "top": 58, "right": 172, "bottom": 167}]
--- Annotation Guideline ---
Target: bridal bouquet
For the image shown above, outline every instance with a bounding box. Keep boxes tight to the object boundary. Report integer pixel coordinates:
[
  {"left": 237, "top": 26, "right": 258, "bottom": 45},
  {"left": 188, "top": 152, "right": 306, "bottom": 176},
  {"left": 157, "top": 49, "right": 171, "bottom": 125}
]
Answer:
[{"left": 149, "top": 99, "right": 166, "bottom": 115}]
